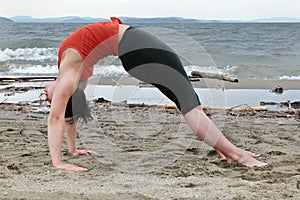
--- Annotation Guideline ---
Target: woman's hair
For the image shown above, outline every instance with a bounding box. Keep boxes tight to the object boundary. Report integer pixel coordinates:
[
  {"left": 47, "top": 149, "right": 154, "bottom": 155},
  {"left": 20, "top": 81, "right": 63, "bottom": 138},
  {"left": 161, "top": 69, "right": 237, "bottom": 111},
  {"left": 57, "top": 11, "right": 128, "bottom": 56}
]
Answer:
[{"left": 65, "top": 88, "right": 93, "bottom": 123}]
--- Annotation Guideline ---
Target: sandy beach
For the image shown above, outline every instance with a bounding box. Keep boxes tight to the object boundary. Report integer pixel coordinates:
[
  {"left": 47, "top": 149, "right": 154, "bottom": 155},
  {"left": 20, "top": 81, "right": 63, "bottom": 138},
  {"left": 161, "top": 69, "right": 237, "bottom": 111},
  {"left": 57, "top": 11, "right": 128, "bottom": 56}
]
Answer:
[
  {"left": 0, "top": 77, "right": 300, "bottom": 199},
  {"left": 1, "top": 15, "right": 300, "bottom": 200}
]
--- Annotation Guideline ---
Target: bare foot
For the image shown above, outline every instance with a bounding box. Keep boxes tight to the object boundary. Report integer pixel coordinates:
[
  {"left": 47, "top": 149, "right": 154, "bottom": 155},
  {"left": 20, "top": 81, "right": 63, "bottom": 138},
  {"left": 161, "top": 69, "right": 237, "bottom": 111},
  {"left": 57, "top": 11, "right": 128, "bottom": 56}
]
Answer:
[
  {"left": 216, "top": 148, "right": 260, "bottom": 160},
  {"left": 227, "top": 149, "right": 268, "bottom": 167},
  {"left": 215, "top": 149, "right": 226, "bottom": 160},
  {"left": 55, "top": 163, "right": 88, "bottom": 172},
  {"left": 214, "top": 147, "right": 267, "bottom": 167},
  {"left": 70, "top": 149, "right": 97, "bottom": 156}
]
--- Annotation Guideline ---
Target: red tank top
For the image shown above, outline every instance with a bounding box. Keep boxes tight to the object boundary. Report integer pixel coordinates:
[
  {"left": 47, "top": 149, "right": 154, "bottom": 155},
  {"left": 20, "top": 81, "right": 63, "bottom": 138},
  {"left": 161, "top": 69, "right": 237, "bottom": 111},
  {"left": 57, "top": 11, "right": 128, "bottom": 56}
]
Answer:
[{"left": 58, "top": 17, "right": 122, "bottom": 80}]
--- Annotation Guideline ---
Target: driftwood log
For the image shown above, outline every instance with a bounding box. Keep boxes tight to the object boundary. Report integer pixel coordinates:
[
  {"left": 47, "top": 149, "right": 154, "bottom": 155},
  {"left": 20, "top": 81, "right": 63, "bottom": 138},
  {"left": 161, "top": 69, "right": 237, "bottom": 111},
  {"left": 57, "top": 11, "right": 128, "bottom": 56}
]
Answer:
[
  {"left": 127, "top": 103, "right": 267, "bottom": 111},
  {"left": 95, "top": 98, "right": 267, "bottom": 111},
  {"left": 191, "top": 71, "right": 238, "bottom": 83},
  {"left": 0, "top": 76, "right": 56, "bottom": 82},
  {"left": 203, "top": 106, "right": 267, "bottom": 111},
  {"left": 261, "top": 100, "right": 300, "bottom": 109}
]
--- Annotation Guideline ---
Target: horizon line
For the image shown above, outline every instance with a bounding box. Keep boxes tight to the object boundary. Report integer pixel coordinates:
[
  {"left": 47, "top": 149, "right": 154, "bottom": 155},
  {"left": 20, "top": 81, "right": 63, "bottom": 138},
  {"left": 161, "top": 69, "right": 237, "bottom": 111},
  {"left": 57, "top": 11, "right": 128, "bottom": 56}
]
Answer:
[{"left": 6, "top": 15, "right": 300, "bottom": 21}]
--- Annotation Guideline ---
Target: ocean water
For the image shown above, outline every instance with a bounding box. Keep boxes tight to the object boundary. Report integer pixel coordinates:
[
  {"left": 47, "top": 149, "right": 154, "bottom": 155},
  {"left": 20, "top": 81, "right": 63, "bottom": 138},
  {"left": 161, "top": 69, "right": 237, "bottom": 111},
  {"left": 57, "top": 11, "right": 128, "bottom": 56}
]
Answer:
[{"left": 0, "top": 22, "right": 300, "bottom": 80}]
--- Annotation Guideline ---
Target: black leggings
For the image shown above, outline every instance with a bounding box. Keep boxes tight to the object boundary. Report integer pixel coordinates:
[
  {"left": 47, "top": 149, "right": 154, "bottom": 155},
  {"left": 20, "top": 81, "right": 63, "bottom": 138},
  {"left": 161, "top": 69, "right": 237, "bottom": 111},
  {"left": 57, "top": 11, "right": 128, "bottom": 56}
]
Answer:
[{"left": 118, "top": 27, "right": 201, "bottom": 115}]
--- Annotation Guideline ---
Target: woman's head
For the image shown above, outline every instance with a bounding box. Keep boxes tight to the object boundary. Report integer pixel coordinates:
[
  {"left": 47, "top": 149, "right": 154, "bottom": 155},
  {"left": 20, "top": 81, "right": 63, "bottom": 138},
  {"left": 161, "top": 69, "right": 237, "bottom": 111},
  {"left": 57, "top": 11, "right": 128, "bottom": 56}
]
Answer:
[
  {"left": 46, "top": 81, "right": 92, "bottom": 123},
  {"left": 65, "top": 88, "right": 93, "bottom": 123}
]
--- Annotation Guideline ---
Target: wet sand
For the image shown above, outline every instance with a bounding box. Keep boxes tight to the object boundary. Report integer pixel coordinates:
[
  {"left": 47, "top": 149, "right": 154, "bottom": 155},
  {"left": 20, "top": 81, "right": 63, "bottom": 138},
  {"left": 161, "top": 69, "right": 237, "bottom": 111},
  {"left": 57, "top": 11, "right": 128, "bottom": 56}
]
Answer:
[
  {"left": 0, "top": 99, "right": 300, "bottom": 199},
  {"left": 88, "top": 76, "right": 300, "bottom": 90}
]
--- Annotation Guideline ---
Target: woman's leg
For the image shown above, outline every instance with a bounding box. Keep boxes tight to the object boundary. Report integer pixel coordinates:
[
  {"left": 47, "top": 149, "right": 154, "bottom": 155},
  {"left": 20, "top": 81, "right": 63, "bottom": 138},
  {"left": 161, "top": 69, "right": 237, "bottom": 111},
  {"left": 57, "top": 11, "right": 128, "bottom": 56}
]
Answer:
[
  {"left": 119, "top": 27, "right": 268, "bottom": 167},
  {"left": 64, "top": 119, "right": 96, "bottom": 156},
  {"left": 119, "top": 28, "right": 200, "bottom": 114},
  {"left": 184, "top": 106, "right": 267, "bottom": 167}
]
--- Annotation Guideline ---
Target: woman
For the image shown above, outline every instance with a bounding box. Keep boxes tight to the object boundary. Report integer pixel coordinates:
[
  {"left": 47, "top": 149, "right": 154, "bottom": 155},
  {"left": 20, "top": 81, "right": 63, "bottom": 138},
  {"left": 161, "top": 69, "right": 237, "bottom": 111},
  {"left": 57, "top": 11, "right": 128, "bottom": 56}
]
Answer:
[{"left": 46, "top": 17, "right": 267, "bottom": 172}]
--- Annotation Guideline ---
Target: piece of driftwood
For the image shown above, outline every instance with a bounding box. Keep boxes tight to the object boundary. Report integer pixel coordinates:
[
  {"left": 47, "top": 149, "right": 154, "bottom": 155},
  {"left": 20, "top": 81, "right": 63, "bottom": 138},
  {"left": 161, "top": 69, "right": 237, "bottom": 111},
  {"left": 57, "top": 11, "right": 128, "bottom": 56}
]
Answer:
[
  {"left": 203, "top": 106, "right": 267, "bottom": 111},
  {"left": 0, "top": 76, "right": 56, "bottom": 82},
  {"left": 260, "top": 101, "right": 278, "bottom": 106},
  {"left": 0, "top": 86, "right": 45, "bottom": 96},
  {"left": 0, "top": 98, "right": 7, "bottom": 104},
  {"left": 261, "top": 100, "right": 300, "bottom": 109},
  {"left": 189, "top": 77, "right": 201, "bottom": 82},
  {"left": 280, "top": 101, "right": 300, "bottom": 109},
  {"left": 143, "top": 104, "right": 177, "bottom": 109},
  {"left": 94, "top": 98, "right": 175, "bottom": 109},
  {"left": 128, "top": 103, "right": 267, "bottom": 111},
  {"left": 95, "top": 97, "right": 111, "bottom": 104},
  {"left": 270, "top": 85, "right": 284, "bottom": 94},
  {"left": 111, "top": 79, "right": 122, "bottom": 87},
  {"left": 191, "top": 71, "right": 238, "bottom": 83},
  {"left": 0, "top": 102, "right": 45, "bottom": 107},
  {"left": 93, "top": 97, "right": 267, "bottom": 111}
]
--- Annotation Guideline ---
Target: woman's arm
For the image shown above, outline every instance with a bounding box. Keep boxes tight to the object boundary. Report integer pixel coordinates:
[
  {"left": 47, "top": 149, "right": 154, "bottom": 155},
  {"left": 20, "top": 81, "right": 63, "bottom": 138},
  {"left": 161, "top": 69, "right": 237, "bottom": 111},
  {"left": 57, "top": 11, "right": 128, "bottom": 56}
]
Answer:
[
  {"left": 47, "top": 49, "right": 87, "bottom": 171},
  {"left": 65, "top": 119, "right": 97, "bottom": 156},
  {"left": 64, "top": 78, "right": 97, "bottom": 157}
]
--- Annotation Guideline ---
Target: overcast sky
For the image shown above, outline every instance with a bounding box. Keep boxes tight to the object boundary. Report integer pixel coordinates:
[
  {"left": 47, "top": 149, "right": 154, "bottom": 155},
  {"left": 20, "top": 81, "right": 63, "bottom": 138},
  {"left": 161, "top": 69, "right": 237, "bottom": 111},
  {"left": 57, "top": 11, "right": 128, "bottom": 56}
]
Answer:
[{"left": 1, "top": 0, "right": 299, "bottom": 20}]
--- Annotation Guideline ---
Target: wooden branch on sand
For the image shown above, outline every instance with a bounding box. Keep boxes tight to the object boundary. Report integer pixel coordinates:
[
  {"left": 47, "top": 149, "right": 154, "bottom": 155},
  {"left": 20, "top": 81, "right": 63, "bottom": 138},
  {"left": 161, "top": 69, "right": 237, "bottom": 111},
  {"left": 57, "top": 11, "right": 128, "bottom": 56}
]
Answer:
[
  {"left": 191, "top": 71, "right": 238, "bottom": 83},
  {"left": 203, "top": 106, "right": 267, "bottom": 111},
  {"left": 261, "top": 100, "right": 300, "bottom": 109},
  {"left": 95, "top": 98, "right": 267, "bottom": 111},
  {"left": 0, "top": 76, "right": 56, "bottom": 82},
  {"left": 127, "top": 103, "right": 267, "bottom": 111},
  {"left": 0, "top": 86, "right": 45, "bottom": 93}
]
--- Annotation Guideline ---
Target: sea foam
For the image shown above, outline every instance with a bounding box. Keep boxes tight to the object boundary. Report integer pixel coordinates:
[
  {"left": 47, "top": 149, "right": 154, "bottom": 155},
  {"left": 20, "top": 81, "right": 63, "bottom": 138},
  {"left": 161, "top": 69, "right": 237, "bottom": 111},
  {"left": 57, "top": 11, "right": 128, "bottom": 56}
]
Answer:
[
  {"left": 0, "top": 48, "right": 57, "bottom": 62},
  {"left": 280, "top": 75, "right": 300, "bottom": 80}
]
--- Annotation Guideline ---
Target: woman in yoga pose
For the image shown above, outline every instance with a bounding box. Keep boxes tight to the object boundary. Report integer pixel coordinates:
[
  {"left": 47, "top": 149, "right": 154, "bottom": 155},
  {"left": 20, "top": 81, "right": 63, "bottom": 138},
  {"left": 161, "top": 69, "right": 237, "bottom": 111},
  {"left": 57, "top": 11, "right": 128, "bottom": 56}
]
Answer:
[{"left": 46, "top": 17, "right": 267, "bottom": 172}]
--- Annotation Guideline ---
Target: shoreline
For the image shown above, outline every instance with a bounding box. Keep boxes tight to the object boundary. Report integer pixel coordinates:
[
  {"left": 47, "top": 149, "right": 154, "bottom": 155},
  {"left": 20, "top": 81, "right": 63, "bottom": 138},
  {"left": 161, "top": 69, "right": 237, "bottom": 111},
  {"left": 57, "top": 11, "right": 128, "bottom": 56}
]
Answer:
[
  {"left": 88, "top": 76, "right": 300, "bottom": 90},
  {"left": 0, "top": 76, "right": 299, "bottom": 112},
  {"left": 1, "top": 75, "right": 299, "bottom": 89}
]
